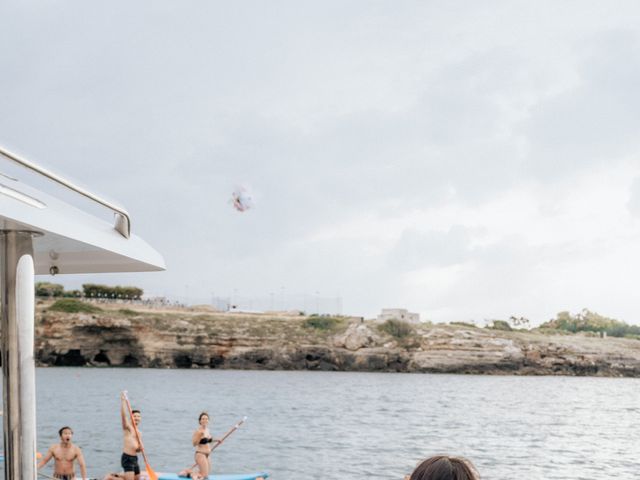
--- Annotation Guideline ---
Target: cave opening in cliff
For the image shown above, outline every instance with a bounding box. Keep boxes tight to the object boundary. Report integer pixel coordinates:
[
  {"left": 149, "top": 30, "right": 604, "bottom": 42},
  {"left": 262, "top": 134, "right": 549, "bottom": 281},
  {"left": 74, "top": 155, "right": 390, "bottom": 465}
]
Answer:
[
  {"left": 174, "top": 354, "right": 193, "bottom": 368},
  {"left": 93, "top": 351, "right": 111, "bottom": 365},
  {"left": 122, "top": 354, "right": 140, "bottom": 367},
  {"left": 54, "top": 349, "right": 86, "bottom": 367}
]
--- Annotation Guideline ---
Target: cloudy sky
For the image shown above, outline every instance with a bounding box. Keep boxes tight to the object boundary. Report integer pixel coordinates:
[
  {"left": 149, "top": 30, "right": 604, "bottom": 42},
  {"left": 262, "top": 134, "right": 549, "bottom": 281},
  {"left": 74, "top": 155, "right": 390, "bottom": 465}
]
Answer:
[{"left": 2, "top": 1, "right": 640, "bottom": 324}]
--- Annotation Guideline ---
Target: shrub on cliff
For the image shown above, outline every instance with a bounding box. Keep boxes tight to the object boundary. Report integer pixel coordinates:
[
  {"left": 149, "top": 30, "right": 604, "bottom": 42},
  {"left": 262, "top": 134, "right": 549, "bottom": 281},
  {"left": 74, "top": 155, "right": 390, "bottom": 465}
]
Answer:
[
  {"left": 378, "top": 319, "right": 414, "bottom": 338},
  {"left": 49, "top": 299, "right": 102, "bottom": 314},
  {"left": 304, "top": 316, "right": 342, "bottom": 330},
  {"left": 486, "top": 320, "right": 512, "bottom": 331}
]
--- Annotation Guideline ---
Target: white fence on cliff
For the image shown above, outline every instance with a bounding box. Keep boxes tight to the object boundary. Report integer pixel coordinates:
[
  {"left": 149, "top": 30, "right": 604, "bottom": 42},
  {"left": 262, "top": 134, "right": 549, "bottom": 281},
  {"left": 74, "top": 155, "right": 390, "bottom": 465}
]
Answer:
[{"left": 210, "top": 293, "right": 343, "bottom": 315}]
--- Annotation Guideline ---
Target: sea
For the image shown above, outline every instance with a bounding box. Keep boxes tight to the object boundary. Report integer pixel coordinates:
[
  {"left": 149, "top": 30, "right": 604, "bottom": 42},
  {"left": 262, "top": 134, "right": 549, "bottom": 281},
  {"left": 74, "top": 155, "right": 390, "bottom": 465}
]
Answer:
[{"left": 9, "top": 369, "right": 640, "bottom": 479}]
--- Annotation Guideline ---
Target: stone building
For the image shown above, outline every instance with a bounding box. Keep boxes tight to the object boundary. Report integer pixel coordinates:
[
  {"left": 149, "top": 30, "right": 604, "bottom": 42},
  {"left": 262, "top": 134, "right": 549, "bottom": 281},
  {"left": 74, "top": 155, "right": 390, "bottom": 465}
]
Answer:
[{"left": 376, "top": 308, "right": 420, "bottom": 323}]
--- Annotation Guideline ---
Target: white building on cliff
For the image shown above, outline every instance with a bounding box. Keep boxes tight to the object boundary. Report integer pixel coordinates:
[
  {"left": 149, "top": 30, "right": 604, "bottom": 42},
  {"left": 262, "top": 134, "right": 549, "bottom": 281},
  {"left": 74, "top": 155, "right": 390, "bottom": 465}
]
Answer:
[{"left": 376, "top": 308, "right": 420, "bottom": 323}]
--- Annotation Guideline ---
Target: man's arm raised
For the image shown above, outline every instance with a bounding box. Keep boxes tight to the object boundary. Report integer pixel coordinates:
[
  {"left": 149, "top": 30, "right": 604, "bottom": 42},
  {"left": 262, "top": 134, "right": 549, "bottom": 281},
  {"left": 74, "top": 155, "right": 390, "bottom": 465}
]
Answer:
[{"left": 120, "top": 392, "right": 130, "bottom": 431}]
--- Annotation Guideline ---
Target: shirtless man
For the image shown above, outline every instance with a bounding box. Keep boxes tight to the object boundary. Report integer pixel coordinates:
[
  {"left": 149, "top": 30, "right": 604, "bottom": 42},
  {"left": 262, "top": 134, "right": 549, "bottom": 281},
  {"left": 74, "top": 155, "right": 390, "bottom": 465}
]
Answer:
[
  {"left": 120, "top": 392, "right": 143, "bottom": 480},
  {"left": 37, "top": 426, "right": 87, "bottom": 480}
]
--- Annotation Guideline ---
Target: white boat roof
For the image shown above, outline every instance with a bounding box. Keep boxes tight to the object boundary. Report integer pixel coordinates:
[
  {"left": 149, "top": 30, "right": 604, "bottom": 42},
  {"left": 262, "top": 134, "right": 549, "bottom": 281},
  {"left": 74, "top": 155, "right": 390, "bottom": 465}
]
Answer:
[{"left": 0, "top": 147, "right": 165, "bottom": 274}]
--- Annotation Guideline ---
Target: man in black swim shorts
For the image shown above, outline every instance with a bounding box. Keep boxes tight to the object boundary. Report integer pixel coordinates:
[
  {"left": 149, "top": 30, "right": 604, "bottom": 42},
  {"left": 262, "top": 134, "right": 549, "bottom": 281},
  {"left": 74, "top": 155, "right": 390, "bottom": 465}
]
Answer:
[
  {"left": 121, "top": 453, "right": 140, "bottom": 477},
  {"left": 120, "top": 392, "right": 143, "bottom": 480}
]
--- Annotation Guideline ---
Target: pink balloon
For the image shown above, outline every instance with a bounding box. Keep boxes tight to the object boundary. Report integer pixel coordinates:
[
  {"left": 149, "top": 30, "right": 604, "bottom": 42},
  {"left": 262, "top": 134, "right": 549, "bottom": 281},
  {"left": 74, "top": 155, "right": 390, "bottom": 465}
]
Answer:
[{"left": 231, "top": 186, "right": 254, "bottom": 212}]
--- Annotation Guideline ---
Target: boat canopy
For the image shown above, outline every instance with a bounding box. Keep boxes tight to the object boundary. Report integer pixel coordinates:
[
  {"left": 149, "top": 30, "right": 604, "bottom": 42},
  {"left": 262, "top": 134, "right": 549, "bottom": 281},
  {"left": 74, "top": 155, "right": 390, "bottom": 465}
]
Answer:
[{"left": 0, "top": 145, "right": 165, "bottom": 274}]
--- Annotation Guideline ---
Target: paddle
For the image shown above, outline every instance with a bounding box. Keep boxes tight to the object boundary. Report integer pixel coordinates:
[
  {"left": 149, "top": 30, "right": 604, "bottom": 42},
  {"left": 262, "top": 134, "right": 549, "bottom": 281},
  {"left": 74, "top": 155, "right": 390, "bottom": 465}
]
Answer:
[
  {"left": 122, "top": 391, "right": 158, "bottom": 480},
  {"left": 211, "top": 416, "right": 248, "bottom": 452}
]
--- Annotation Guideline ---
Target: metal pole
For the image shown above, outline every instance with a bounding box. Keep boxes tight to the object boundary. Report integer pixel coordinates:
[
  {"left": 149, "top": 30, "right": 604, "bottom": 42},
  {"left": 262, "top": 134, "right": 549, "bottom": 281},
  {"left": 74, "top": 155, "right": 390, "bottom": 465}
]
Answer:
[{"left": 1, "top": 231, "right": 37, "bottom": 480}]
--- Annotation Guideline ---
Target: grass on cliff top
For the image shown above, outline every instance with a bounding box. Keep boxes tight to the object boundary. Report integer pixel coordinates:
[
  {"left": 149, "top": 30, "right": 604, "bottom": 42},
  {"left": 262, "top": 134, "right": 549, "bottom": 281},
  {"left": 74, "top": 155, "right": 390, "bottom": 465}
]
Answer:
[
  {"left": 49, "top": 299, "right": 102, "bottom": 314},
  {"left": 449, "top": 321, "right": 477, "bottom": 328},
  {"left": 303, "top": 315, "right": 345, "bottom": 331}
]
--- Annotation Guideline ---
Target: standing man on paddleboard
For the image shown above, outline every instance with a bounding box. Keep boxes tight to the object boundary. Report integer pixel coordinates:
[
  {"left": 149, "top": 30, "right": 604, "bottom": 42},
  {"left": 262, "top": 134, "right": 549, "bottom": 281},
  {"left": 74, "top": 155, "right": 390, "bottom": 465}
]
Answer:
[
  {"left": 37, "top": 426, "right": 88, "bottom": 480},
  {"left": 121, "top": 392, "right": 143, "bottom": 480}
]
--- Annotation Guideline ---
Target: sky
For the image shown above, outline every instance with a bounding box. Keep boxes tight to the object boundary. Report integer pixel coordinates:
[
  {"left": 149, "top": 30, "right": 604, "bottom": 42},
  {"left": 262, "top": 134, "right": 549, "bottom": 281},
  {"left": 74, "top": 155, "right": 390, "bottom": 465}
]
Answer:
[{"left": 2, "top": 1, "right": 640, "bottom": 324}]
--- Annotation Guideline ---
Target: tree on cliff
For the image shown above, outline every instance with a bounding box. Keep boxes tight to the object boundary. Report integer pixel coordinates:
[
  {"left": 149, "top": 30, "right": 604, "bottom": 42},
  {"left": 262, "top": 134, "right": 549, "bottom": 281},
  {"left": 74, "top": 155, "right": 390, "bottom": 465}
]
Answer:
[
  {"left": 82, "top": 284, "right": 144, "bottom": 300},
  {"left": 540, "top": 309, "right": 640, "bottom": 338},
  {"left": 35, "top": 282, "right": 64, "bottom": 297}
]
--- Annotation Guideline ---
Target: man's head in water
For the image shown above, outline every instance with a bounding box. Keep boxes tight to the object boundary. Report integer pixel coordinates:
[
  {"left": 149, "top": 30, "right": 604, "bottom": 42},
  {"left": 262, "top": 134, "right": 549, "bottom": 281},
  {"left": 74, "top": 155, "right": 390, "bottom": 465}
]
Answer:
[
  {"left": 58, "top": 426, "right": 73, "bottom": 445},
  {"left": 198, "top": 412, "right": 209, "bottom": 426},
  {"left": 131, "top": 409, "right": 141, "bottom": 426},
  {"left": 409, "top": 455, "right": 479, "bottom": 480}
]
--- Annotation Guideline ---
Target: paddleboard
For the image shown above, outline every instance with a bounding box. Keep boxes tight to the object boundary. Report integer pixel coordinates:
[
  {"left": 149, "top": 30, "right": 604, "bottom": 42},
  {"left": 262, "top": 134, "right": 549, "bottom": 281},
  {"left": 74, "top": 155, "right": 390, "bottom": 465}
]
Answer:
[{"left": 157, "top": 473, "right": 268, "bottom": 480}]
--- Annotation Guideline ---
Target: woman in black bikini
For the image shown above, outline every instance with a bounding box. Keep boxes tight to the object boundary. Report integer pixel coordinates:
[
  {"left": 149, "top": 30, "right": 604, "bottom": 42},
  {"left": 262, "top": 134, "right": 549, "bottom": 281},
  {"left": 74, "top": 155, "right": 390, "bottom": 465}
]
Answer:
[{"left": 191, "top": 412, "right": 218, "bottom": 479}]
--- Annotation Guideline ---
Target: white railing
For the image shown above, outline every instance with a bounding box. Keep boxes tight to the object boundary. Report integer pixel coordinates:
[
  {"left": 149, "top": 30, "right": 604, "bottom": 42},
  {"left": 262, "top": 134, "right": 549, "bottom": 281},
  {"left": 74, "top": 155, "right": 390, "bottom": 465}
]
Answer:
[{"left": 0, "top": 145, "right": 131, "bottom": 238}]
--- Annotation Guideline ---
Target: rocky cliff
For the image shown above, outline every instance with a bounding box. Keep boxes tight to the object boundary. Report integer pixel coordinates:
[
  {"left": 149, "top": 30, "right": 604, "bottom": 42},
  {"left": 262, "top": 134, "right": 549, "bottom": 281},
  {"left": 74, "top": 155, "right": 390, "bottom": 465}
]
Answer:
[{"left": 34, "top": 301, "right": 640, "bottom": 376}]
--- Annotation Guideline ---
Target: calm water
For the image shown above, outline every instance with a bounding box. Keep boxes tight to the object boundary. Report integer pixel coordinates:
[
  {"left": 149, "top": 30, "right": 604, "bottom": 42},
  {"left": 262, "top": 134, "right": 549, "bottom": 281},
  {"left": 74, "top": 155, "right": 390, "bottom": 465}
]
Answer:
[{"left": 11, "top": 369, "right": 640, "bottom": 479}]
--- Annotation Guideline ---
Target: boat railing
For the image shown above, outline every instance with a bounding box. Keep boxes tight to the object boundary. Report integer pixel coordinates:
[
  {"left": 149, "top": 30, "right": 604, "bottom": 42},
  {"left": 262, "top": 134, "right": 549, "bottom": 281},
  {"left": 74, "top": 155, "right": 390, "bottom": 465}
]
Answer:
[{"left": 0, "top": 145, "right": 131, "bottom": 238}]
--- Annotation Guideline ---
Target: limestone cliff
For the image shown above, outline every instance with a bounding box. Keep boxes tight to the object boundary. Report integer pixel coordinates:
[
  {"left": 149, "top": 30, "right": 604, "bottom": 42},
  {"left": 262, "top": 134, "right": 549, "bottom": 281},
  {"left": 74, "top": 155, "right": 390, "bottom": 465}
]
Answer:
[{"left": 34, "top": 301, "right": 640, "bottom": 376}]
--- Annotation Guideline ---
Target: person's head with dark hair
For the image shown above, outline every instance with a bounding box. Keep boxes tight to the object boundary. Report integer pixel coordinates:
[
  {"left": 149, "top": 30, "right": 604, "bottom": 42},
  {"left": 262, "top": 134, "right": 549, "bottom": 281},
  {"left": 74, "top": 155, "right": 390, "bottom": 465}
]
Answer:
[
  {"left": 409, "top": 455, "right": 479, "bottom": 480},
  {"left": 131, "top": 409, "right": 141, "bottom": 426},
  {"left": 58, "top": 426, "right": 74, "bottom": 445},
  {"left": 198, "top": 412, "right": 209, "bottom": 425}
]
